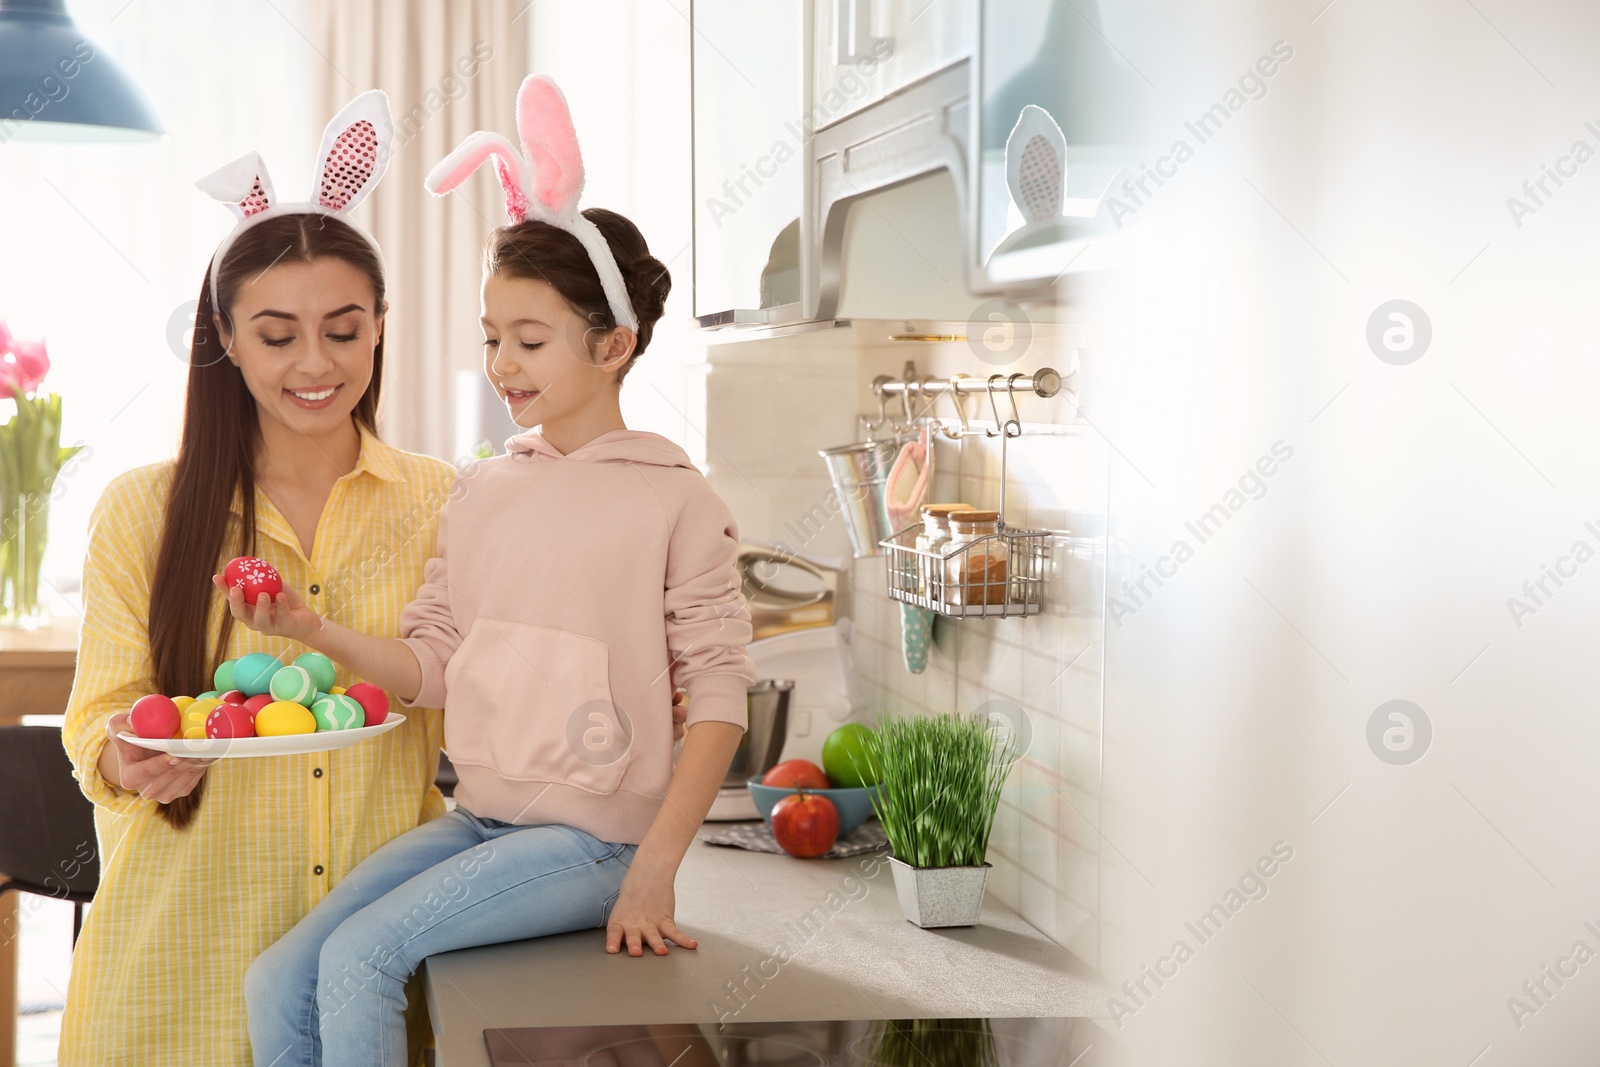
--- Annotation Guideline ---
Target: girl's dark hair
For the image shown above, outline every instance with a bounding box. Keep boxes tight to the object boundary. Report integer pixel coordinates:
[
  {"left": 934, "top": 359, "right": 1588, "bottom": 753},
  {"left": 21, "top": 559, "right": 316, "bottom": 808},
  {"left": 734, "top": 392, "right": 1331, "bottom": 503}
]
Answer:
[
  {"left": 484, "top": 208, "right": 670, "bottom": 380},
  {"left": 148, "top": 214, "right": 385, "bottom": 831}
]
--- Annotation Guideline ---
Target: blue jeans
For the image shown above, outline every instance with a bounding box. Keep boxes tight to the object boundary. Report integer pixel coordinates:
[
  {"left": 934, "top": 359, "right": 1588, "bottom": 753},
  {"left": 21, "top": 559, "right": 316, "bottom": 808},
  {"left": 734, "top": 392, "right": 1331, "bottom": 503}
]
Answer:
[{"left": 244, "top": 808, "right": 637, "bottom": 1067}]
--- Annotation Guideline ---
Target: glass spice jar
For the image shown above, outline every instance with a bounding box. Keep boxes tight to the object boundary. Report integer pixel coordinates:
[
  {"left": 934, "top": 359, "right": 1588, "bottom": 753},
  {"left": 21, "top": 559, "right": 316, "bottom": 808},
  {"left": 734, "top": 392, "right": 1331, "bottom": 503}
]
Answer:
[
  {"left": 914, "top": 503, "right": 972, "bottom": 597},
  {"left": 945, "top": 509, "right": 1008, "bottom": 606}
]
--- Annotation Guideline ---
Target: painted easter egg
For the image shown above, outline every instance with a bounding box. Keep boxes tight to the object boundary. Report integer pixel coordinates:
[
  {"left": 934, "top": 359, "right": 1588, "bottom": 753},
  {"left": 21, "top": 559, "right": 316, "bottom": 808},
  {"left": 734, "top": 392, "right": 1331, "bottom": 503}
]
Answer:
[
  {"left": 205, "top": 704, "right": 254, "bottom": 739},
  {"left": 294, "top": 652, "right": 337, "bottom": 693},
  {"left": 213, "top": 660, "right": 237, "bottom": 693},
  {"left": 343, "top": 682, "right": 390, "bottom": 728},
  {"left": 254, "top": 701, "right": 316, "bottom": 736},
  {"left": 311, "top": 693, "right": 364, "bottom": 732},
  {"left": 130, "top": 695, "right": 180, "bottom": 740},
  {"left": 269, "top": 664, "right": 318, "bottom": 705},
  {"left": 224, "top": 556, "right": 283, "bottom": 603},
  {"left": 234, "top": 653, "right": 282, "bottom": 697}
]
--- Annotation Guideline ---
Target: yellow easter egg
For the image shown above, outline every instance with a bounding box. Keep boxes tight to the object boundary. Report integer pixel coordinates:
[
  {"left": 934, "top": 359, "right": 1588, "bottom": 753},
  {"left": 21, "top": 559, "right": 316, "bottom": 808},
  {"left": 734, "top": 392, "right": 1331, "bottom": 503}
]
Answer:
[
  {"left": 189, "top": 697, "right": 223, "bottom": 718},
  {"left": 255, "top": 700, "right": 317, "bottom": 736},
  {"left": 173, "top": 696, "right": 195, "bottom": 712},
  {"left": 329, "top": 686, "right": 346, "bottom": 696},
  {"left": 183, "top": 725, "right": 206, "bottom": 740}
]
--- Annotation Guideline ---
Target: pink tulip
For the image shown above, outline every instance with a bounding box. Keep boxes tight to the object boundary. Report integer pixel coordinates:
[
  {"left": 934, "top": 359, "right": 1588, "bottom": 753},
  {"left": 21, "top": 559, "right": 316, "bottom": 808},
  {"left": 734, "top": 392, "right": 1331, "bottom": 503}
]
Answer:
[
  {"left": 0, "top": 359, "right": 20, "bottom": 398},
  {"left": 10, "top": 340, "right": 48, "bottom": 394},
  {"left": 0, "top": 321, "right": 11, "bottom": 356}
]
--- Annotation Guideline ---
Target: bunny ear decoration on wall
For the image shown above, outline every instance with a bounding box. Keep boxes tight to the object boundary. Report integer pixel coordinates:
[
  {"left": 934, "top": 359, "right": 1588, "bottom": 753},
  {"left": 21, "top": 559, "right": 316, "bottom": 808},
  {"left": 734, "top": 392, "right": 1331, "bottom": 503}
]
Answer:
[
  {"left": 424, "top": 73, "right": 638, "bottom": 332},
  {"left": 196, "top": 90, "right": 394, "bottom": 310}
]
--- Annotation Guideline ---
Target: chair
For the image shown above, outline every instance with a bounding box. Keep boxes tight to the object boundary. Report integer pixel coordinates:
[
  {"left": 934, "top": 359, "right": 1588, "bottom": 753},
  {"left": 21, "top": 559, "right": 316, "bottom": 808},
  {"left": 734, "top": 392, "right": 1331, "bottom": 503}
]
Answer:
[{"left": 0, "top": 727, "right": 99, "bottom": 946}]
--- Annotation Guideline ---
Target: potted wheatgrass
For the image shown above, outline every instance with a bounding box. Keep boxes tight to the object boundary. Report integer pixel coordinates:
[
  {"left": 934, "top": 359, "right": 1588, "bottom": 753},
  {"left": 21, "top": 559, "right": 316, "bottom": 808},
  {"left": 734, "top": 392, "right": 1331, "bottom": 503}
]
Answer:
[{"left": 865, "top": 712, "right": 1017, "bottom": 928}]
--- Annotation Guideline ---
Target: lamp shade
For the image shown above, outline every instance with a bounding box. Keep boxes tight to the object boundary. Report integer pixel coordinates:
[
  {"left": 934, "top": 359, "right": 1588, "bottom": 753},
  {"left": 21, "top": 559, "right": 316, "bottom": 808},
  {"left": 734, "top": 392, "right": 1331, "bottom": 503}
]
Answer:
[{"left": 0, "top": 0, "right": 162, "bottom": 142}]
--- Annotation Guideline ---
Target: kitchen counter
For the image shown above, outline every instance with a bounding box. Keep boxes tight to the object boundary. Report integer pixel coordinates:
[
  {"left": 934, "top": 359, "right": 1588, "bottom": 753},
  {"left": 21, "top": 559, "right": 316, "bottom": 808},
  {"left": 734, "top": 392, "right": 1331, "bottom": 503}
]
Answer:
[{"left": 423, "top": 825, "right": 1108, "bottom": 1066}]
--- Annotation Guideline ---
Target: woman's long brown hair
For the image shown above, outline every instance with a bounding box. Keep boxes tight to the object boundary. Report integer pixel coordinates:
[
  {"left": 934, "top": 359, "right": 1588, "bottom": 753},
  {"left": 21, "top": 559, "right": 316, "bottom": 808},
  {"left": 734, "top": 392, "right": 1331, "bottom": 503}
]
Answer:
[{"left": 148, "top": 214, "right": 386, "bottom": 830}]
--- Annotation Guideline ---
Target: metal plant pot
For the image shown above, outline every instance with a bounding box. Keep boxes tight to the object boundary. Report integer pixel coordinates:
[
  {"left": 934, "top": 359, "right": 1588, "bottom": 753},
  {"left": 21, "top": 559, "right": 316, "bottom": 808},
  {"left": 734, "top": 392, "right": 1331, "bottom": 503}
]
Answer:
[{"left": 888, "top": 857, "right": 991, "bottom": 928}]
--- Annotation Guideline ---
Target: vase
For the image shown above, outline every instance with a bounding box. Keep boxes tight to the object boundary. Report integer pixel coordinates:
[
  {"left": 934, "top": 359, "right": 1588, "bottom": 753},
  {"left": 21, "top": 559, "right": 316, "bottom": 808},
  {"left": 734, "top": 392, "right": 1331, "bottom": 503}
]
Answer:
[
  {"left": 1, "top": 491, "right": 50, "bottom": 629},
  {"left": 888, "top": 856, "right": 991, "bottom": 928}
]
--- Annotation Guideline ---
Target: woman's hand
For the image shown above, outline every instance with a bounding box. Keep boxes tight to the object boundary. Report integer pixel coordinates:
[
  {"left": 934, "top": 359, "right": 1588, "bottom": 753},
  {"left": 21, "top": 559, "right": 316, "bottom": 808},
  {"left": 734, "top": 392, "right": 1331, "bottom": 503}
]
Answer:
[
  {"left": 605, "top": 862, "right": 698, "bottom": 957},
  {"left": 101, "top": 712, "right": 217, "bottom": 803},
  {"left": 212, "top": 574, "right": 323, "bottom": 644}
]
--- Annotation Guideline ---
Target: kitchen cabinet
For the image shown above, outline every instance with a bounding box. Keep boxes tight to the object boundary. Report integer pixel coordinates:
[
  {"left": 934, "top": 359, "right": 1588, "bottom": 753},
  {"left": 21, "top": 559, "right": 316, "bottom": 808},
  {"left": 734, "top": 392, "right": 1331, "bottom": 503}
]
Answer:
[
  {"left": 811, "top": 0, "right": 975, "bottom": 124},
  {"left": 972, "top": 0, "right": 1145, "bottom": 288},
  {"left": 691, "top": 0, "right": 1147, "bottom": 330},
  {"left": 690, "top": 0, "right": 806, "bottom": 325}
]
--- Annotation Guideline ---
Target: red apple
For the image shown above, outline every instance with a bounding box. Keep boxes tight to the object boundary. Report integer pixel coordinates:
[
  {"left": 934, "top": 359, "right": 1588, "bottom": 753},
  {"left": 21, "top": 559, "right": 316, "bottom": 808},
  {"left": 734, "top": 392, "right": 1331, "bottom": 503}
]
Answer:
[
  {"left": 761, "top": 759, "right": 829, "bottom": 790},
  {"left": 130, "top": 694, "right": 180, "bottom": 739},
  {"left": 343, "top": 682, "right": 390, "bottom": 728},
  {"left": 223, "top": 556, "right": 283, "bottom": 603},
  {"left": 771, "top": 792, "right": 839, "bottom": 858}
]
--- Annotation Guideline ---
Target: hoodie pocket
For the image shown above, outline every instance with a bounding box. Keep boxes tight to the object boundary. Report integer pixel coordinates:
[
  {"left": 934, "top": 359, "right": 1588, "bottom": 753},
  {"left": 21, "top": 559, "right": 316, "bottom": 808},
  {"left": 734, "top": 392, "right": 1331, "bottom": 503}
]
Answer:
[{"left": 442, "top": 618, "right": 633, "bottom": 795}]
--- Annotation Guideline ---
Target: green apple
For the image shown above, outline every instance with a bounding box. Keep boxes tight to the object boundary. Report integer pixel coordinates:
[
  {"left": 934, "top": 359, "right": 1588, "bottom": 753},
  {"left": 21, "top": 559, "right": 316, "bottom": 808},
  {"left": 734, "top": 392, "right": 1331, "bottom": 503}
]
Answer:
[{"left": 822, "top": 723, "right": 882, "bottom": 788}]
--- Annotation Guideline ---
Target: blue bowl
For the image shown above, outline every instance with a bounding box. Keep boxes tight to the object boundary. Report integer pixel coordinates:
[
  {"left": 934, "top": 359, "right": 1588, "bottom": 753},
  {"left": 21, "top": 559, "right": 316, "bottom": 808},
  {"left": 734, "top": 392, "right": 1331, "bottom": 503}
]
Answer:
[{"left": 747, "top": 778, "right": 880, "bottom": 835}]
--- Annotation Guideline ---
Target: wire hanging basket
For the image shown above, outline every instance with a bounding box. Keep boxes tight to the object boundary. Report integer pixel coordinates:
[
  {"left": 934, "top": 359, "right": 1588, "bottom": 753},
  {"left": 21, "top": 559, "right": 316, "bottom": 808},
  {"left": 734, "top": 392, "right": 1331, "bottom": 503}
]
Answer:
[{"left": 876, "top": 371, "right": 1057, "bottom": 619}]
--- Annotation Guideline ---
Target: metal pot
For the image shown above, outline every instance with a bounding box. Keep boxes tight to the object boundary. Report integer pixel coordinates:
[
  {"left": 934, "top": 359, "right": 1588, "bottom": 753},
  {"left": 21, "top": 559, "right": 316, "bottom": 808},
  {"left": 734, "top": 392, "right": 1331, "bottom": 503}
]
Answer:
[{"left": 721, "top": 679, "right": 793, "bottom": 789}]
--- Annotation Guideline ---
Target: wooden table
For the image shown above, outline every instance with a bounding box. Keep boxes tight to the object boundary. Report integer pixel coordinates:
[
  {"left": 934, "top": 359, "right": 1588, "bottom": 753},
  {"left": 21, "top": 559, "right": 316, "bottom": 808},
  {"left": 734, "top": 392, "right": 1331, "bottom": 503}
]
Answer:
[{"left": 0, "top": 617, "right": 80, "bottom": 1067}]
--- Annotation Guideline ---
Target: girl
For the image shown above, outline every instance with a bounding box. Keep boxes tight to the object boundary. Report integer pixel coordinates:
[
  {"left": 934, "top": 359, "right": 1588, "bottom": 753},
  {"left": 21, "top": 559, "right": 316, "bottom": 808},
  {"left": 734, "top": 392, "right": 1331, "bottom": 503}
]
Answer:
[
  {"left": 60, "top": 93, "right": 456, "bottom": 1065},
  {"left": 233, "top": 76, "right": 755, "bottom": 1067}
]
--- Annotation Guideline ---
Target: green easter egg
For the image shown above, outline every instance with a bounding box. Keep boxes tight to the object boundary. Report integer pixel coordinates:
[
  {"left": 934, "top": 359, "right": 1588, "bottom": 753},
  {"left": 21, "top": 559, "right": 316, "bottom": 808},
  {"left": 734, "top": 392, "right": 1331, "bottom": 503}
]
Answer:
[
  {"left": 269, "top": 664, "right": 317, "bottom": 706},
  {"left": 294, "top": 652, "right": 337, "bottom": 692},
  {"left": 213, "top": 660, "right": 236, "bottom": 693},
  {"left": 234, "top": 652, "right": 282, "bottom": 697},
  {"left": 311, "top": 693, "right": 364, "bottom": 731}
]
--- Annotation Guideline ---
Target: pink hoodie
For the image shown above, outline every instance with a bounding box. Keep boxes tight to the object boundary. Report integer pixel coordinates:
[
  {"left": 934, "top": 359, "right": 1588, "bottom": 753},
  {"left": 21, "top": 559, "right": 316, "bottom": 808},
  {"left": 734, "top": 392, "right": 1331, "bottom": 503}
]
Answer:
[{"left": 398, "top": 428, "right": 756, "bottom": 844}]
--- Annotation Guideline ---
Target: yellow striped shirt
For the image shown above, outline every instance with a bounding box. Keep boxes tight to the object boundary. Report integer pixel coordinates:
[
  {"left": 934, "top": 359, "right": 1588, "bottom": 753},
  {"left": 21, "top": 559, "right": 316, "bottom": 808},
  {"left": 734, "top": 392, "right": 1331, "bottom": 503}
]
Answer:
[{"left": 59, "top": 426, "right": 455, "bottom": 1067}]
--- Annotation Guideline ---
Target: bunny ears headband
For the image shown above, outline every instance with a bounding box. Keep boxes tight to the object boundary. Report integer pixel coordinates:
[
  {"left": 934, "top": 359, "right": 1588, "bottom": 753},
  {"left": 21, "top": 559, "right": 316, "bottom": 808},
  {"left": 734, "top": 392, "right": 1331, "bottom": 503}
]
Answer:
[
  {"left": 424, "top": 74, "right": 638, "bottom": 332},
  {"left": 196, "top": 90, "right": 393, "bottom": 312}
]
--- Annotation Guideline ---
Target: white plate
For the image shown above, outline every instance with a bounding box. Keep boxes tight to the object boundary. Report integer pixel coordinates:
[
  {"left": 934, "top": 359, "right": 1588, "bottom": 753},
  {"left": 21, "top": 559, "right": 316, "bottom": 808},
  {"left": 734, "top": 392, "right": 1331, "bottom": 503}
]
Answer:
[{"left": 118, "top": 712, "right": 406, "bottom": 759}]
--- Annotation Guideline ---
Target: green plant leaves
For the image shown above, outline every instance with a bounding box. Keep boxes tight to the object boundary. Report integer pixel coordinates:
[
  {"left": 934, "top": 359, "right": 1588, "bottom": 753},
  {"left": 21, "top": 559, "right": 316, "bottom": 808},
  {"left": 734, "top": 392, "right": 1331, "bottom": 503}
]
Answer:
[{"left": 865, "top": 711, "right": 1018, "bottom": 869}]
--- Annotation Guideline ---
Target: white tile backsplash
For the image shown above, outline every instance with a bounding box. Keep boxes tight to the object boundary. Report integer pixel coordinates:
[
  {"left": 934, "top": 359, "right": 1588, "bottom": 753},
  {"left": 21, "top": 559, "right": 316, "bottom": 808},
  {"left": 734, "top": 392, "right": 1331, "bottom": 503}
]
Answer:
[{"left": 704, "top": 324, "right": 1108, "bottom": 973}]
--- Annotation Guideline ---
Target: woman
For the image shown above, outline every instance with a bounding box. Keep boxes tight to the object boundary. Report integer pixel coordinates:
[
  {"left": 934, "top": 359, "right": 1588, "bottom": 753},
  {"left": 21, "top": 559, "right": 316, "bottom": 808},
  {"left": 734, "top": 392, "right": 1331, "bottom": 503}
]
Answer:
[{"left": 58, "top": 95, "right": 455, "bottom": 1066}]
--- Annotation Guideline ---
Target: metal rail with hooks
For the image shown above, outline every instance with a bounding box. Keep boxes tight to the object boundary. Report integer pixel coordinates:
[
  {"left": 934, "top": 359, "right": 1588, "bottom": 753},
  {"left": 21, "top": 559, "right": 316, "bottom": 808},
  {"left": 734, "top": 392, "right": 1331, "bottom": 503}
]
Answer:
[{"left": 865, "top": 361, "right": 1074, "bottom": 441}]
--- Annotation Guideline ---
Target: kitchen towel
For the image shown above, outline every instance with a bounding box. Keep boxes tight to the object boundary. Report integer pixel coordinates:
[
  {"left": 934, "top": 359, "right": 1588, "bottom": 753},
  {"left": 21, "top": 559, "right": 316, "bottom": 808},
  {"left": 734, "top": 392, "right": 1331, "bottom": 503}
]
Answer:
[{"left": 702, "top": 819, "right": 889, "bottom": 859}]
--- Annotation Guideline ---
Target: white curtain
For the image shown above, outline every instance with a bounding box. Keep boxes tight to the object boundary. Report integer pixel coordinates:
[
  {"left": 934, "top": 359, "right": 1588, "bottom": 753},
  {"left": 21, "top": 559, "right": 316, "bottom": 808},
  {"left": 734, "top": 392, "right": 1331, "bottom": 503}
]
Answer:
[{"left": 310, "top": 0, "right": 530, "bottom": 461}]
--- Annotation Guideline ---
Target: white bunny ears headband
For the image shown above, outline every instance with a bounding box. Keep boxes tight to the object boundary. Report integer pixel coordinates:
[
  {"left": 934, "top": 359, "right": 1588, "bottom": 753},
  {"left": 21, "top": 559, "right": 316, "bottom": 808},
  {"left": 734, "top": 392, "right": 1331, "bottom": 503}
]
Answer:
[
  {"left": 196, "top": 90, "right": 393, "bottom": 312},
  {"left": 424, "top": 74, "right": 638, "bottom": 332}
]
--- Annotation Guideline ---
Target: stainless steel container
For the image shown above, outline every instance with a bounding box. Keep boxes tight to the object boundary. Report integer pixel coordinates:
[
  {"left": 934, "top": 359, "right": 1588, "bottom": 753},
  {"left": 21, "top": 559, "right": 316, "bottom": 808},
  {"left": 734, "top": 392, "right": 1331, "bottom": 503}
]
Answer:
[
  {"left": 818, "top": 440, "right": 899, "bottom": 558},
  {"left": 722, "top": 679, "right": 793, "bottom": 788}
]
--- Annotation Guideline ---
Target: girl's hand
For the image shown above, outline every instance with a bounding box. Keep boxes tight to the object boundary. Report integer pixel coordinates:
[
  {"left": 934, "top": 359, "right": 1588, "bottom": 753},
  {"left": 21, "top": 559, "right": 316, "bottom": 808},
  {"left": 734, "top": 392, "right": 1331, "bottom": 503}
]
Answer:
[
  {"left": 212, "top": 574, "right": 323, "bottom": 643},
  {"left": 102, "top": 712, "right": 217, "bottom": 803},
  {"left": 671, "top": 689, "right": 687, "bottom": 743},
  {"left": 605, "top": 864, "right": 698, "bottom": 957}
]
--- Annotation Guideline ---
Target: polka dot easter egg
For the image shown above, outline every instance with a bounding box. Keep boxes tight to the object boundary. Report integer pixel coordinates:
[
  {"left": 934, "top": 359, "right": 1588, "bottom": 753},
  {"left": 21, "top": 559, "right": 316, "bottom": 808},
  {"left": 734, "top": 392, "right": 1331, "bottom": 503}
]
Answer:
[{"left": 224, "top": 556, "right": 283, "bottom": 603}]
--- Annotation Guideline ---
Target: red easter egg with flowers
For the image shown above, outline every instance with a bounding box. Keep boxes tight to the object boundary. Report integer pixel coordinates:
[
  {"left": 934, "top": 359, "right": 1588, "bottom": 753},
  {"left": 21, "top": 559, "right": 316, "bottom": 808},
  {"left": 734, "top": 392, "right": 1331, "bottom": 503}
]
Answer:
[{"left": 224, "top": 556, "right": 283, "bottom": 603}]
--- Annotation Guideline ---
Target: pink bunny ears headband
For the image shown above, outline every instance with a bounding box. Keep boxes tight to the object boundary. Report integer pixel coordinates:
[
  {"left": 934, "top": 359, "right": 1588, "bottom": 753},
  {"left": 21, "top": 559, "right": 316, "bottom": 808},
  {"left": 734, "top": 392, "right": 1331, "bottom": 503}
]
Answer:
[
  {"left": 424, "top": 74, "right": 638, "bottom": 332},
  {"left": 196, "top": 90, "right": 394, "bottom": 312}
]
